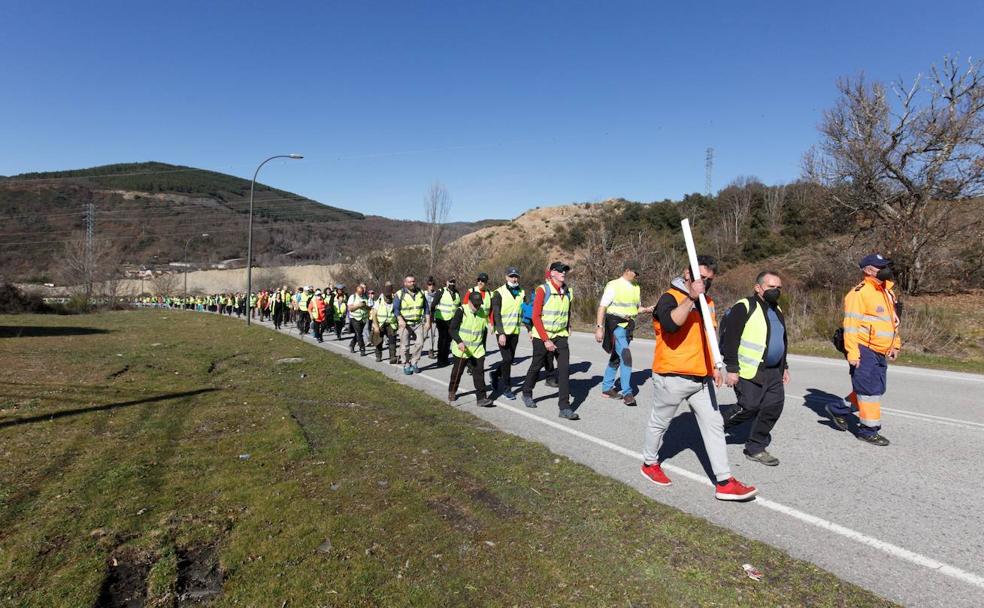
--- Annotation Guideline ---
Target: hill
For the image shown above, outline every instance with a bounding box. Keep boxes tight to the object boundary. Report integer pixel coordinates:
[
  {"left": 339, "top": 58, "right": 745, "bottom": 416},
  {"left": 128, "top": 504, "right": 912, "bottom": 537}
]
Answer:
[{"left": 0, "top": 162, "right": 495, "bottom": 281}]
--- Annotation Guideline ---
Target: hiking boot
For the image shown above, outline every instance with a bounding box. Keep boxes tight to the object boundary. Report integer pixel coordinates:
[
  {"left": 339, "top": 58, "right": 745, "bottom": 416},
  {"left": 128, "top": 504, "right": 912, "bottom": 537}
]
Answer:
[
  {"left": 558, "top": 408, "right": 580, "bottom": 420},
  {"left": 375, "top": 355, "right": 383, "bottom": 363},
  {"left": 476, "top": 396, "right": 494, "bottom": 408},
  {"left": 714, "top": 478, "right": 758, "bottom": 501},
  {"left": 857, "top": 433, "right": 890, "bottom": 446},
  {"left": 622, "top": 393, "right": 637, "bottom": 406},
  {"left": 545, "top": 377, "right": 559, "bottom": 388},
  {"left": 522, "top": 393, "right": 537, "bottom": 409},
  {"left": 641, "top": 462, "right": 672, "bottom": 486},
  {"left": 360, "top": 348, "right": 366, "bottom": 357},
  {"left": 825, "top": 403, "right": 849, "bottom": 431},
  {"left": 744, "top": 449, "right": 780, "bottom": 466},
  {"left": 501, "top": 389, "right": 517, "bottom": 401},
  {"left": 602, "top": 387, "right": 621, "bottom": 399}
]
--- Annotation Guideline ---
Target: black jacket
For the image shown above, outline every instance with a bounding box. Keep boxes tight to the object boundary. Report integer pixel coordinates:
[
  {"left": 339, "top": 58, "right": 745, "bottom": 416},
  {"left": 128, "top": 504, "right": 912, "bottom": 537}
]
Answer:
[{"left": 720, "top": 294, "right": 788, "bottom": 375}]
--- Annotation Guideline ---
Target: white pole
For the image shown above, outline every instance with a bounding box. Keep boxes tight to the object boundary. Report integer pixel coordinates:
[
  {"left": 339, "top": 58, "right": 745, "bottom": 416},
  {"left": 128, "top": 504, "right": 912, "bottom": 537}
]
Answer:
[{"left": 680, "top": 218, "right": 723, "bottom": 369}]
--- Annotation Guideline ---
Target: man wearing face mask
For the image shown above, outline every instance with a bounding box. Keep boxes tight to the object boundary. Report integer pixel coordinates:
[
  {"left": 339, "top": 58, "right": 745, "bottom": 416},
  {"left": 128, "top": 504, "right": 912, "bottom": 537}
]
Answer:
[
  {"left": 825, "top": 254, "right": 901, "bottom": 446},
  {"left": 720, "top": 271, "right": 789, "bottom": 466},
  {"left": 489, "top": 267, "right": 526, "bottom": 400}
]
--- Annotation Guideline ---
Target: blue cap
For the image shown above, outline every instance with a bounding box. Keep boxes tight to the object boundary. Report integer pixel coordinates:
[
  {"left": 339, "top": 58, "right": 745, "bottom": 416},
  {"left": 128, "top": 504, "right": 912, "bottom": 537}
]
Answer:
[{"left": 859, "top": 253, "right": 890, "bottom": 269}]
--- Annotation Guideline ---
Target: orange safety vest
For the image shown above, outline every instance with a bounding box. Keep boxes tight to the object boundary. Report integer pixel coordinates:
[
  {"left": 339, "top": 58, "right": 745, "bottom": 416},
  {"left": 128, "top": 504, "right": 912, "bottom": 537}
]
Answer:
[
  {"left": 652, "top": 288, "right": 716, "bottom": 377},
  {"left": 309, "top": 298, "right": 327, "bottom": 322},
  {"left": 843, "top": 277, "right": 901, "bottom": 359}
]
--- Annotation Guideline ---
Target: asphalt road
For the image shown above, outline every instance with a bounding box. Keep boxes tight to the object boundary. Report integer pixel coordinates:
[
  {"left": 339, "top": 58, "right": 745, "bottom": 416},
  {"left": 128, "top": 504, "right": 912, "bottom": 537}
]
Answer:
[{"left": 223, "top": 311, "right": 984, "bottom": 607}]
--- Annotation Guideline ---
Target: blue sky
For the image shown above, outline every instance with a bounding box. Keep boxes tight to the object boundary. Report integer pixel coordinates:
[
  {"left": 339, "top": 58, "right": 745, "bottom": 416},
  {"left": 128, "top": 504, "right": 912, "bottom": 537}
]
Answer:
[{"left": 2, "top": 1, "right": 981, "bottom": 221}]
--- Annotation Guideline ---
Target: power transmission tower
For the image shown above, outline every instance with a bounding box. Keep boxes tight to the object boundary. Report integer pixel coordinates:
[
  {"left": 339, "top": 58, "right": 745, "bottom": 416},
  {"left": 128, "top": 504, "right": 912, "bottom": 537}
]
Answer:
[
  {"left": 704, "top": 147, "right": 714, "bottom": 198},
  {"left": 85, "top": 200, "right": 94, "bottom": 300}
]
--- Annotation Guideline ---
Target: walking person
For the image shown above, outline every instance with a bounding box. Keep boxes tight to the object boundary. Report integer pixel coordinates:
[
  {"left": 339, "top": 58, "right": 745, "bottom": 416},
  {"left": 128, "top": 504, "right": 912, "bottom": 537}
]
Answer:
[
  {"left": 308, "top": 289, "right": 327, "bottom": 343},
  {"left": 372, "top": 283, "right": 399, "bottom": 363},
  {"left": 448, "top": 291, "right": 494, "bottom": 407},
  {"left": 331, "top": 285, "right": 348, "bottom": 341},
  {"left": 640, "top": 255, "right": 758, "bottom": 501},
  {"left": 395, "top": 275, "right": 430, "bottom": 375},
  {"left": 347, "top": 283, "right": 370, "bottom": 356},
  {"left": 520, "top": 262, "right": 578, "bottom": 420},
  {"left": 271, "top": 290, "right": 286, "bottom": 330},
  {"left": 825, "top": 254, "right": 901, "bottom": 446},
  {"left": 297, "top": 286, "right": 313, "bottom": 335},
  {"left": 720, "top": 271, "right": 790, "bottom": 466},
  {"left": 594, "top": 260, "right": 654, "bottom": 406},
  {"left": 431, "top": 277, "right": 461, "bottom": 366},
  {"left": 489, "top": 267, "right": 525, "bottom": 400},
  {"left": 423, "top": 277, "right": 439, "bottom": 359}
]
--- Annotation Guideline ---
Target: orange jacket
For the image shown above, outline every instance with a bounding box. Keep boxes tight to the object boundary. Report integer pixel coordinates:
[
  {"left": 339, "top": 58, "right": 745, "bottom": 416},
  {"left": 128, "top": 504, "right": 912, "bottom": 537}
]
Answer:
[
  {"left": 652, "top": 289, "right": 717, "bottom": 377},
  {"left": 308, "top": 298, "right": 327, "bottom": 322},
  {"left": 843, "top": 277, "right": 901, "bottom": 359}
]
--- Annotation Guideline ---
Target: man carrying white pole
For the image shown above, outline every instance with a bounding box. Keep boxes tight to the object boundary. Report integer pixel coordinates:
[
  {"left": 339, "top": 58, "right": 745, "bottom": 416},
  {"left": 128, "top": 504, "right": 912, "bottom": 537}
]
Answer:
[{"left": 640, "top": 220, "right": 757, "bottom": 501}]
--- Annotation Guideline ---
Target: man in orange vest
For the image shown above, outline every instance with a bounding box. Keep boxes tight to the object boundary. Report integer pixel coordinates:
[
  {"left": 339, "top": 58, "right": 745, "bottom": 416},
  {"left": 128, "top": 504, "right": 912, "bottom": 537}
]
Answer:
[
  {"left": 308, "top": 290, "right": 328, "bottom": 343},
  {"left": 640, "top": 255, "right": 758, "bottom": 501},
  {"left": 825, "top": 253, "right": 901, "bottom": 446}
]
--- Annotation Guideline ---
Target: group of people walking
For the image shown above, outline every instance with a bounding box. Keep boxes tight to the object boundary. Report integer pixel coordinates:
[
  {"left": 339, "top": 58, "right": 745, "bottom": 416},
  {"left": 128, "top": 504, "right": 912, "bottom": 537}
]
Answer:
[{"left": 141, "top": 251, "right": 902, "bottom": 502}]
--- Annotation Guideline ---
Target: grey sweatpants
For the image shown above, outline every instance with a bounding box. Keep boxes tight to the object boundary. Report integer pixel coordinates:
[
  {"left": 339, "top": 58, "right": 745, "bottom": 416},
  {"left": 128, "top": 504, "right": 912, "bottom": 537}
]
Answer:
[{"left": 641, "top": 374, "right": 731, "bottom": 482}]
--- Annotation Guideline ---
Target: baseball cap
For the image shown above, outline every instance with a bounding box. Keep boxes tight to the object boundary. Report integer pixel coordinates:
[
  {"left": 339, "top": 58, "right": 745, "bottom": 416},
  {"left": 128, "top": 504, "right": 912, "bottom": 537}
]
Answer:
[
  {"left": 505, "top": 266, "right": 520, "bottom": 277},
  {"left": 549, "top": 261, "right": 571, "bottom": 273},
  {"left": 858, "top": 253, "right": 891, "bottom": 269},
  {"left": 476, "top": 272, "right": 489, "bottom": 282}
]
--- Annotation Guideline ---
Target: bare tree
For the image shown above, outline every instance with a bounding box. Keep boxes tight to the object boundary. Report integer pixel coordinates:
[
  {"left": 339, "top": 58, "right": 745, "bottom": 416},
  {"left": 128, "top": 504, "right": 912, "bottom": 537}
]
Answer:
[
  {"left": 805, "top": 56, "right": 984, "bottom": 293},
  {"left": 763, "top": 185, "right": 787, "bottom": 234},
  {"left": 424, "top": 181, "right": 452, "bottom": 276},
  {"left": 150, "top": 272, "right": 180, "bottom": 295},
  {"left": 719, "top": 176, "right": 759, "bottom": 245},
  {"left": 58, "top": 234, "right": 124, "bottom": 302}
]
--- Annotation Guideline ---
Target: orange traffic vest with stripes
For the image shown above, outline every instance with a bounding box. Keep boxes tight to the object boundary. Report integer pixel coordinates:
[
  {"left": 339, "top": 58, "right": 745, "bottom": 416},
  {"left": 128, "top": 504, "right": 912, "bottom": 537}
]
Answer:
[
  {"left": 843, "top": 277, "right": 901, "bottom": 359},
  {"left": 652, "top": 288, "right": 716, "bottom": 377},
  {"left": 309, "top": 298, "right": 327, "bottom": 322}
]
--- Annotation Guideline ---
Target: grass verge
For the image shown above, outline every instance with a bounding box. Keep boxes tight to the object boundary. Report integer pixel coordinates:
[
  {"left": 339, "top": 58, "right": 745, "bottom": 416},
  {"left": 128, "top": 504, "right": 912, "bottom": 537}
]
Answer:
[{"left": 0, "top": 310, "right": 896, "bottom": 607}]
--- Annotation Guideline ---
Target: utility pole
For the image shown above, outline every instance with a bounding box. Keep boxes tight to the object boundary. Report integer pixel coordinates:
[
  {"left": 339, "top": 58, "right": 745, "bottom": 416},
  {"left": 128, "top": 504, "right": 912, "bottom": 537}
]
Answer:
[
  {"left": 85, "top": 199, "right": 94, "bottom": 300},
  {"left": 704, "top": 147, "right": 714, "bottom": 198}
]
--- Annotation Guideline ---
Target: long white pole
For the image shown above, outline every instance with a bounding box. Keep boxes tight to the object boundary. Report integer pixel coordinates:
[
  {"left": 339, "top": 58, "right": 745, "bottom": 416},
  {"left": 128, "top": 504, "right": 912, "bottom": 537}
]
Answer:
[{"left": 680, "top": 218, "right": 723, "bottom": 369}]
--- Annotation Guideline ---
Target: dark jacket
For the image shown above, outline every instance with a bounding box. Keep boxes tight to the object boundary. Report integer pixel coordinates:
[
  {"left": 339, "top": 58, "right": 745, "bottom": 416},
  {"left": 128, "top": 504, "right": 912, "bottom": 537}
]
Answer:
[
  {"left": 720, "top": 294, "right": 788, "bottom": 376},
  {"left": 602, "top": 314, "right": 635, "bottom": 354}
]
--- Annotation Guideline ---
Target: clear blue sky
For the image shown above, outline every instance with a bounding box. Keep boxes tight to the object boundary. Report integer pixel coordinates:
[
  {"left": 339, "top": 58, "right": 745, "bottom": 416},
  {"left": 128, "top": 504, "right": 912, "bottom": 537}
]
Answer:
[{"left": 2, "top": 1, "right": 981, "bottom": 221}]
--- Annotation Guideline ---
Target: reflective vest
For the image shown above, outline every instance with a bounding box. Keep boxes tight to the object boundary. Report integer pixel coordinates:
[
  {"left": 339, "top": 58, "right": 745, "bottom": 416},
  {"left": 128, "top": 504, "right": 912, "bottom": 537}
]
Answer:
[
  {"left": 467, "top": 287, "right": 492, "bottom": 318},
  {"left": 249, "top": 294, "right": 257, "bottom": 307},
  {"left": 300, "top": 292, "right": 313, "bottom": 311},
  {"left": 734, "top": 298, "right": 782, "bottom": 380},
  {"left": 495, "top": 284, "right": 525, "bottom": 335},
  {"left": 604, "top": 278, "right": 641, "bottom": 328},
  {"left": 652, "top": 289, "right": 716, "bottom": 377},
  {"left": 348, "top": 294, "right": 369, "bottom": 322},
  {"left": 309, "top": 297, "right": 326, "bottom": 322},
  {"left": 375, "top": 297, "right": 397, "bottom": 329},
  {"left": 399, "top": 289, "right": 425, "bottom": 324},
  {"left": 532, "top": 282, "right": 571, "bottom": 340},
  {"left": 454, "top": 306, "right": 487, "bottom": 359},
  {"left": 434, "top": 289, "right": 461, "bottom": 321},
  {"left": 843, "top": 277, "right": 901, "bottom": 359}
]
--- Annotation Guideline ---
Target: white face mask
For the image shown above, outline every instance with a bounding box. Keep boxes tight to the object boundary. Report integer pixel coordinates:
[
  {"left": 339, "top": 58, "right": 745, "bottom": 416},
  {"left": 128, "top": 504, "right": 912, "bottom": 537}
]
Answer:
[{"left": 507, "top": 279, "right": 519, "bottom": 287}]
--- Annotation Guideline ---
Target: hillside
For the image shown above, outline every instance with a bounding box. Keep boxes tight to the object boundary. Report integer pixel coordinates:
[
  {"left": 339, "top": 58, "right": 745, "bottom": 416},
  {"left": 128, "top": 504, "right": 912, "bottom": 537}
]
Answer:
[{"left": 0, "top": 162, "right": 494, "bottom": 281}]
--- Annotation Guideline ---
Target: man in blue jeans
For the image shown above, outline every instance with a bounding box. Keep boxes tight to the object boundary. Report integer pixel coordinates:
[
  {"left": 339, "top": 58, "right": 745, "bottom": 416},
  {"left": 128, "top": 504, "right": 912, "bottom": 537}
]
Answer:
[{"left": 595, "top": 261, "right": 654, "bottom": 405}]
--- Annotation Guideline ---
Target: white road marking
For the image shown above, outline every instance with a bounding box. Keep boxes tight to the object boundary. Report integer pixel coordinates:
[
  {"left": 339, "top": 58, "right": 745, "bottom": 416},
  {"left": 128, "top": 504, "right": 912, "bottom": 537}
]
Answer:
[{"left": 217, "top": 313, "right": 984, "bottom": 591}]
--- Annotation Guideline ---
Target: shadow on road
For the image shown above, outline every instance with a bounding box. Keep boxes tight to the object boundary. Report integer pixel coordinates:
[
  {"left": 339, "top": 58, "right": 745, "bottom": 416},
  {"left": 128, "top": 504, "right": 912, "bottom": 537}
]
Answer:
[
  {"left": 0, "top": 388, "right": 218, "bottom": 429},
  {"left": 802, "top": 387, "right": 855, "bottom": 432},
  {"left": 656, "top": 411, "right": 716, "bottom": 482},
  {"left": 0, "top": 326, "right": 111, "bottom": 338}
]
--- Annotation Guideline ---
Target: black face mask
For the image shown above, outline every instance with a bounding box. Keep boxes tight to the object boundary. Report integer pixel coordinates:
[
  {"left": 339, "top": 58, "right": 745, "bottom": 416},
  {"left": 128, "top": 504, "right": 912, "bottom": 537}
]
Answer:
[
  {"left": 702, "top": 278, "right": 713, "bottom": 291},
  {"left": 762, "top": 288, "right": 781, "bottom": 305},
  {"left": 876, "top": 268, "right": 894, "bottom": 282}
]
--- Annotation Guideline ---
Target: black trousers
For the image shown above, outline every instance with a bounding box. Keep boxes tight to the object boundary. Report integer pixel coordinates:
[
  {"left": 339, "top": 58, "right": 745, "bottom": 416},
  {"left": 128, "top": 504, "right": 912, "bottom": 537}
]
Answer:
[
  {"left": 312, "top": 318, "right": 324, "bottom": 341},
  {"left": 521, "top": 337, "right": 570, "bottom": 409},
  {"left": 375, "top": 324, "right": 397, "bottom": 362},
  {"left": 334, "top": 318, "right": 346, "bottom": 340},
  {"left": 449, "top": 354, "right": 488, "bottom": 398},
  {"left": 491, "top": 333, "right": 520, "bottom": 387},
  {"left": 272, "top": 309, "right": 284, "bottom": 328},
  {"left": 349, "top": 318, "right": 366, "bottom": 351},
  {"left": 297, "top": 311, "right": 311, "bottom": 335},
  {"left": 435, "top": 319, "right": 452, "bottom": 363},
  {"left": 724, "top": 366, "right": 785, "bottom": 454}
]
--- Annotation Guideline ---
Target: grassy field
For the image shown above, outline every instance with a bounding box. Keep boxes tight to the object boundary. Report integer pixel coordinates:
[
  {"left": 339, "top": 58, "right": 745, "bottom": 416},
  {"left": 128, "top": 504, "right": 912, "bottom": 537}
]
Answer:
[{"left": 0, "top": 311, "right": 896, "bottom": 607}]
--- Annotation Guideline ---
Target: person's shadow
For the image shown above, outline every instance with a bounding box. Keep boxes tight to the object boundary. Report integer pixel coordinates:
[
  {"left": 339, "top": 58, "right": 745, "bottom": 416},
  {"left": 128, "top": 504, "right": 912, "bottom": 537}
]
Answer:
[
  {"left": 656, "top": 411, "right": 717, "bottom": 482},
  {"left": 803, "top": 388, "right": 855, "bottom": 432}
]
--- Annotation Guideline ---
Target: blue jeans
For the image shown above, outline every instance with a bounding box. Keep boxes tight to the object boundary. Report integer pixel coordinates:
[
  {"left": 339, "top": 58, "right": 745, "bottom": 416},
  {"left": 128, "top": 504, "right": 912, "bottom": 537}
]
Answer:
[{"left": 602, "top": 325, "right": 634, "bottom": 396}]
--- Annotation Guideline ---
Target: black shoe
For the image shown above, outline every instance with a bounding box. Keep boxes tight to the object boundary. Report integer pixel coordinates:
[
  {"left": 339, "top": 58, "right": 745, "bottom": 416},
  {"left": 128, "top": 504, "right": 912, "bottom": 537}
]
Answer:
[
  {"left": 744, "top": 449, "right": 780, "bottom": 466},
  {"left": 522, "top": 393, "right": 537, "bottom": 409},
  {"left": 825, "top": 403, "right": 849, "bottom": 431},
  {"left": 545, "top": 377, "right": 559, "bottom": 388},
  {"left": 602, "top": 387, "right": 621, "bottom": 399},
  {"left": 350, "top": 344, "right": 356, "bottom": 353},
  {"left": 476, "top": 396, "right": 494, "bottom": 407},
  {"left": 360, "top": 349, "right": 366, "bottom": 357},
  {"left": 375, "top": 356, "right": 382, "bottom": 363},
  {"left": 857, "top": 433, "right": 890, "bottom": 446},
  {"left": 558, "top": 408, "right": 580, "bottom": 420}
]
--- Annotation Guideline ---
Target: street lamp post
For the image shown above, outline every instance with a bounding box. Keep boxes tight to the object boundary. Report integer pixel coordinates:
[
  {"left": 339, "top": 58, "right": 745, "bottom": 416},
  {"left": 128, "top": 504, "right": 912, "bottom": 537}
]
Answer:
[
  {"left": 247, "top": 154, "right": 303, "bottom": 326},
  {"left": 183, "top": 233, "right": 209, "bottom": 295}
]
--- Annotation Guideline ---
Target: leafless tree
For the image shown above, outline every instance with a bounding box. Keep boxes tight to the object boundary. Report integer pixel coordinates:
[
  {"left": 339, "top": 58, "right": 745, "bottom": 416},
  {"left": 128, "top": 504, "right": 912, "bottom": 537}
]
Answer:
[
  {"left": 58, "top": 234, "right": 124, "bottom": 302},
  {"left": 805, "top": 56, "right": 984, "bottom": 293},
  {"left": 719, "top": 176, "right": 760, "bottom": 244},
  {"left": 150, "top": 272, "right": 180, "bottom": 295},
  {"left": 424, "top": 181, "right": 452, "bottom": 276},
  {"left": 763, "top": 185, "right": 787, "bottom": 234}
]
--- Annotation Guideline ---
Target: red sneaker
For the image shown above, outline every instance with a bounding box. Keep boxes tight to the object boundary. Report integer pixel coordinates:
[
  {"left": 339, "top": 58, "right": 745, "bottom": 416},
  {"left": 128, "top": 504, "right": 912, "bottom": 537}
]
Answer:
[
  {"left": 641, "top": 462, "right": 672, "bottom": 486},
  {"left": 714, "top": 477, "right": 758, "bottom": 501}
]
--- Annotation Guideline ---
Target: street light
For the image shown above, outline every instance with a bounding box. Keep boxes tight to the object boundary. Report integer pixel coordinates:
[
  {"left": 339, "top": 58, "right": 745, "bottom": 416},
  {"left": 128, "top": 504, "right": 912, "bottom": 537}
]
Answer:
[
  {"left": 247, "top": 154, "right": 303, "bottom": 326},
  {"left": 183, "top": 232, "right": 209, "bottom": 295}
]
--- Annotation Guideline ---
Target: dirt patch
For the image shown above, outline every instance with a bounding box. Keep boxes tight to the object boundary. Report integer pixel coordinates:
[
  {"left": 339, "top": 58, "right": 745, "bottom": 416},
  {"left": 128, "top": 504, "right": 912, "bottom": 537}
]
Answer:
[
  {"left": 95, "top": 549, "right": 153, "bottom": 608},
  {"left": 107, "top": 365, "right": 130, "bottom": 379},
  {"left": 206, "top": 353, "right": 244, "bottom": 374},
  {"left": 176, "top": 545, "right": 223, "bottom": 605},
  {"left": 453, "top": 469, "right": 521, "bottom": 517},
  {"left": 426, "top": 497, "right": 482, "bottom": 534}
]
